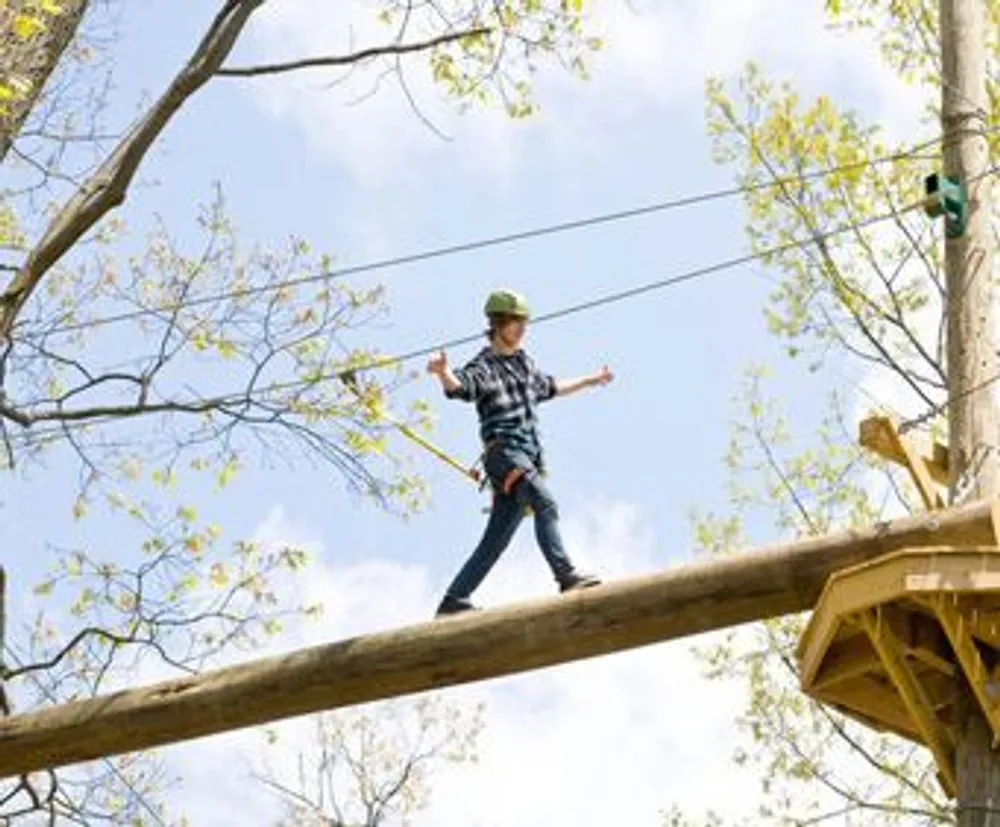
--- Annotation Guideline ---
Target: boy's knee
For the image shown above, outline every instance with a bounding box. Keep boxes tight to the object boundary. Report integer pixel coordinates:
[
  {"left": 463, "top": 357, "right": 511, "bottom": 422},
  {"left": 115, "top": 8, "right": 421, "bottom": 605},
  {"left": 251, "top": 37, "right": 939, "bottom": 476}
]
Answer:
[
  {"left": 519, "top": 475, "right": 558, "bottom": 515},
  {"left": 537, "top": 496, "right": 559, "bottom": 519}
]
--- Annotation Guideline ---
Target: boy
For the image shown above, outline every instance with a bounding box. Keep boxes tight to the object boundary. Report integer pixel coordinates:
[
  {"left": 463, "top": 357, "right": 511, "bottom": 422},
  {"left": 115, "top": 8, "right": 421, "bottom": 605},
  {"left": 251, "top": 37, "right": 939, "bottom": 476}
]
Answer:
[{"left": 426, "top": 288, "right": 613, "bottom": 617}]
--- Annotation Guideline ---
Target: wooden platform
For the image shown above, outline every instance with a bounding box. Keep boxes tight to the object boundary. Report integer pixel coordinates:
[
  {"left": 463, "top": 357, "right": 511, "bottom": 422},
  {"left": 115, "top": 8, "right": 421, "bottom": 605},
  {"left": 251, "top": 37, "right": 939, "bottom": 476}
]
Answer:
[{"left": 797, "top": 545, "right": 1000, "bottom": 797}]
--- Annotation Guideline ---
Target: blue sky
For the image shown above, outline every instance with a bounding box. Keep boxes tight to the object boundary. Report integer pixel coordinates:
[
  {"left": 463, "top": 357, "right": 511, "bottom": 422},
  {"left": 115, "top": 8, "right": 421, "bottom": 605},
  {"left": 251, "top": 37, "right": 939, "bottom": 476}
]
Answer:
[{"left": 2, "top": 1, "right": 928, "bottom": 823}]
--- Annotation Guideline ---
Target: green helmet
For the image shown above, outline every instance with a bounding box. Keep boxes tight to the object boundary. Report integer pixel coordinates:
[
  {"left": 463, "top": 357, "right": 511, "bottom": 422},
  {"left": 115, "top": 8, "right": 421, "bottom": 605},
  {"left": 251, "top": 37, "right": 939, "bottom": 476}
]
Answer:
[{"left": 484, "top": 289, "right": 530, "bottom": 319}]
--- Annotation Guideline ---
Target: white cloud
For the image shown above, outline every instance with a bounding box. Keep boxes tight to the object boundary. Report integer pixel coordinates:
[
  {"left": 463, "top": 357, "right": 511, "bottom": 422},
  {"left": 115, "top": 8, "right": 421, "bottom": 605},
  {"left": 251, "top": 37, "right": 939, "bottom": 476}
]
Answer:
[
  {"left": 243, "top": 0, "right": 925, "bottom": 189},
  {"left": 163, "top": 499, "right": 761, "bottom": 825}
]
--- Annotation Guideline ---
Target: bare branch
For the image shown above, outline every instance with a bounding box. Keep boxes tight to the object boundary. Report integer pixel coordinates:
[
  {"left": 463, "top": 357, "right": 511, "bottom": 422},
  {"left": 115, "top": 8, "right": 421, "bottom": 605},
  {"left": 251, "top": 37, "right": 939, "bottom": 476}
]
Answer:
[
  {"left": 4, "top": 626, "right": 148, "bottom": 682},
  {"left": 218, "top": 27, "right": 491, "bottom": 78}
]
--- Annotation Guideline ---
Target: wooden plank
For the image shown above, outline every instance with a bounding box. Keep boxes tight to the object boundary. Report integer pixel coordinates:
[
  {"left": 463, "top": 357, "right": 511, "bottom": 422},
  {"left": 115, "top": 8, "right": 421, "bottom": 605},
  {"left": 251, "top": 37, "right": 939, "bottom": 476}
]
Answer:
[
  {"left": 819, "top": 633, "right": 959, "bottom": 719},
  {"left": 0, "top": 497, "right": 996, "bottom": 778},
  {"left": 910, "top": 644, "right": 958, "bottom": 678},
  {"left": 798, "top": 550, "right": 928, "bottom": 686},
  {"left": 800, "top": 545, "right": 1000, "bottom": 683},
  {"left": 921, "top": 670, "right": 961, "bottom": 711},
  {"left": 811, "top": 610, "right": 956, "bottom": 710},
  {"left": 965, "top": 609, "right": 1000, "bottom": 648},
  {"left": 882, "top": 603, "right": 957, "bottom": 678},
  {"left": 931, "top": 595, "right": 1000, "bottom": 747},
  {"left": 907, "top": 572, "right": 1000, "bottom": 591},
  {"left": 799, "top": 546, "right": 998, "bottom": 685},
  {"left": 812, "top": 633, "right": 881, "bottom": 691},
  {"left": 817, "top": 677, "right": 921, "bottom": 741},
  {"left": 859, "top": 415, "right": 949, "bottom": 487},
  {"left": 886, "top": 420, "right": 945, "bottom": 510},
  {"left": 863, "top": 607, "right": 957, "bottom": 796}
]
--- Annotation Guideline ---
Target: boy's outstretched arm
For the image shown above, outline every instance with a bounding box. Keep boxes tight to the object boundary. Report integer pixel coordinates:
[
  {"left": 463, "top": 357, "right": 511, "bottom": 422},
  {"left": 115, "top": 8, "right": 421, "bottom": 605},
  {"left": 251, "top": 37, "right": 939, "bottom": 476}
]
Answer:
[{"left": 554, "top": 365, "right": 613, "bottom": 397}]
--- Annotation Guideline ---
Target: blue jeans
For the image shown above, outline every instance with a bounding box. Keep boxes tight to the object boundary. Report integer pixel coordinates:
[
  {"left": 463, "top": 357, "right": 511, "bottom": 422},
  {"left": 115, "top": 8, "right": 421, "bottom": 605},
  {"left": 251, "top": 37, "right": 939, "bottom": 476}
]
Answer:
[{"left": 444, "top": 444, "right": 577, "bottom": 600}]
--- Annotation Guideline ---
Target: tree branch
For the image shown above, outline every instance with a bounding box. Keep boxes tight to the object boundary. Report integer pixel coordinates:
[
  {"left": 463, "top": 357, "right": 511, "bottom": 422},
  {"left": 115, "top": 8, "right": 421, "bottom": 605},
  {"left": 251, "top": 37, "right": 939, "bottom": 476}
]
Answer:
[
  {"left": 0, "top": 0, "right": 267, "bottom": 341},
  {"left": 216, "top": 27, "right": 491, "bottom": 77},
  {"left": 751, "top": 139, "right": 941, "bottom": 411},
  {"left": 3, "top": 625, "right": 180, "bottom": 683},
  {"left": 2, "top": 394, "right": 230, "bottom": 426}
]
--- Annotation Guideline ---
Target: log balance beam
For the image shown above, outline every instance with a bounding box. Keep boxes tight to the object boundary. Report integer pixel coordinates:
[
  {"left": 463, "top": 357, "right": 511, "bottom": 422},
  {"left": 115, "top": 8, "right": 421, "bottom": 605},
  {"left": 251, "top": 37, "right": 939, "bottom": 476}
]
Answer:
[{"left": 2, "top": 497, "right": 998, "bottom": 779}]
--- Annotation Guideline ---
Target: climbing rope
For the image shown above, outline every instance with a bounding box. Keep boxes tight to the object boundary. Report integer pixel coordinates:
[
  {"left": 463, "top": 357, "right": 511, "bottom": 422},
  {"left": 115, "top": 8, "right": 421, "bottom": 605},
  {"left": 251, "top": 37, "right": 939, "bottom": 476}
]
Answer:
[{"left": 339, "top": 370, "right": 482, "bottom": 486}]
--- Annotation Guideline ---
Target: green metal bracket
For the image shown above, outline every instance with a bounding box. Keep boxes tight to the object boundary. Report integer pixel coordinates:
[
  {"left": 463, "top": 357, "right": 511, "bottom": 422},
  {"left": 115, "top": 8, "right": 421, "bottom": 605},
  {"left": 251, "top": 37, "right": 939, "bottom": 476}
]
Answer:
[{"left": 923, "top": 172, "right": 968, "bottom": 238}]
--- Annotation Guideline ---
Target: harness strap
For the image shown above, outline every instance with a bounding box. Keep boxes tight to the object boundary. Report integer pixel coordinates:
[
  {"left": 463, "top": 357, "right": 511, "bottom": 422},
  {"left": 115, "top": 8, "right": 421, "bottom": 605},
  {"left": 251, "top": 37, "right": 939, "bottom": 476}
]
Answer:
[{"left": 502, "top": 467, "right": 527, "bottom": 495}]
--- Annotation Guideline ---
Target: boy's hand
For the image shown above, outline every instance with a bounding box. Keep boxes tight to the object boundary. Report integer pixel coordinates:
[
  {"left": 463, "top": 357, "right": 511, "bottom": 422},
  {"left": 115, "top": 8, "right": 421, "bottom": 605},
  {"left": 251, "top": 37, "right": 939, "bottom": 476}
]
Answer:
[
  {"left": 592, "top": 365, "right": 613, "bottom": 386},
  {"left": 427, "top": 350, "right": 448, "bottom": 377}
]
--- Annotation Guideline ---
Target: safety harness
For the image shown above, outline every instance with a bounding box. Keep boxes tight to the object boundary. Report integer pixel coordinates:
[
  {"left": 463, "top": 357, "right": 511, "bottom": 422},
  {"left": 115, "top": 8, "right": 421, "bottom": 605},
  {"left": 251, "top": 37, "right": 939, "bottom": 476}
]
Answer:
[{"left": 339, "top": 372, "right": 536, "bottom": 515}]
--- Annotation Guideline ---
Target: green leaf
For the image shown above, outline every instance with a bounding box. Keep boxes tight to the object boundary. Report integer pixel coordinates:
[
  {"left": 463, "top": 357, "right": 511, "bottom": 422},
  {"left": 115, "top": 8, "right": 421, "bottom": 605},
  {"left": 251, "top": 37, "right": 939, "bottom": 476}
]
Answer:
[
  {"left": 209, "top": 562, "right": 228, "bottom": 587},
  {"left": 216, "top": 338, "right": 238, "bottom": 359},
  {"left": 217, "top": 457, "right": 239, "bottom": 488},
  {"left": 184, "top": 534, "right": 205, "bottom": 555}
]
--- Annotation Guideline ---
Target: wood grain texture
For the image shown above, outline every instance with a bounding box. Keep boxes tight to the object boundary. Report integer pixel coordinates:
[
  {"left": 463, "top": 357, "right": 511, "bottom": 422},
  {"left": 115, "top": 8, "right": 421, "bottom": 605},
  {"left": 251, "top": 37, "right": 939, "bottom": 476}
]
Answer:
[
  {"left": 0, "top": 1, "right": 89, "bottom": 162},
  {"left": 0, "top": 498, "right": 995, "bottom": 778},
  {"left": 939, "top": 0, "right": 1000, "bottom": 817}
]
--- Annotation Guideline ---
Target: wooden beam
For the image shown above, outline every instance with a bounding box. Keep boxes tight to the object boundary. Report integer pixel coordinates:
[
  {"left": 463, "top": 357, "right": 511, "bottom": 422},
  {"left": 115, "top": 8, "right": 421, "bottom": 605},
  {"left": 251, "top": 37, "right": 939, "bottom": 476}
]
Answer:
[
  {"left": 862, "top": 607, "right": 957, "bottom": 796},
  {"left": 964, "top": 609, "right": 1000, "bottom": 648},
  {"left": 883, "top": 602, "right": 957, "bottom": 678},
  {"left": 930, "top": 594, "right": 1000, "bottom": 749},
  {"left": 859, "top": 415, "right": 949, "bottom": 487},
  {"left": 0, "top": 498, "right": 996, "bottom": 778},
  {"left": 812, "top": 632, "right": 880, "bottom": 691},
  {"left": 891, "top": 425, "right": 945, "bottom": 510},
  {"left": 812, "top": 610, "right": 956, "bottom": 692},
  {"left": 921, "top": 670, "right": 962, "bottom": 712},
  {"left": 816, "top": 677, "right": 922, "bottom": 741}
]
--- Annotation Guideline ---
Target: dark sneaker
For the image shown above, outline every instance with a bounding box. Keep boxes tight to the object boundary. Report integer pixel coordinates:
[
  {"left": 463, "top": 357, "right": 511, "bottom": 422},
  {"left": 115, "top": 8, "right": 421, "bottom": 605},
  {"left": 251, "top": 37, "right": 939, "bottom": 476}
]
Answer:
[
  {"left": 434, "top": 595, "right": 478, "bottom": 617},
  {"left": 559, "top": 572, "right": 601, "bottom": 593}
]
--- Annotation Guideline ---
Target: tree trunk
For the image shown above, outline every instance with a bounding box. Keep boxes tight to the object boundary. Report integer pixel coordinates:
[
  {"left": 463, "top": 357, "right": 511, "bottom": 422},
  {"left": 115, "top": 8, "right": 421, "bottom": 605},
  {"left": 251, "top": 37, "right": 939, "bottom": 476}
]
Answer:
[
  {"left": 0, "top": 0, "right": 90, "bottom": 163},
  {"left": 939, "top": 0, "right": 1000, "bottom": 822}
]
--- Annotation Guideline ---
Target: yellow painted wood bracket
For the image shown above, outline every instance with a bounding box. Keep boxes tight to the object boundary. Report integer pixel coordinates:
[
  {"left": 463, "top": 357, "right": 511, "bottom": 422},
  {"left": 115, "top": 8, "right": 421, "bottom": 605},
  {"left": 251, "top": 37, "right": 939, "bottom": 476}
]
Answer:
[
  {"left": 930, "top": 593, "right": 1000, "bottom": 747},
  {"left": 796, "top": 546, "right": 1000, "bottom": 798},
  {"left": 861, "top": 606, "right": 957, "bottom": 796},
  {"left": 859, "top": 415, "right": 946, "bottom": 508}
]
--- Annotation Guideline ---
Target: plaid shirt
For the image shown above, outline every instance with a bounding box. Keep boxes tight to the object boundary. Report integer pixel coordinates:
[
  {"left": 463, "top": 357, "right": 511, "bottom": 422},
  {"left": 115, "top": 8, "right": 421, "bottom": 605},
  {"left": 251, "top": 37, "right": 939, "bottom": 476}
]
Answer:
[{"left": 445, "top": 346, "right": 557, "bottom": 457}]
